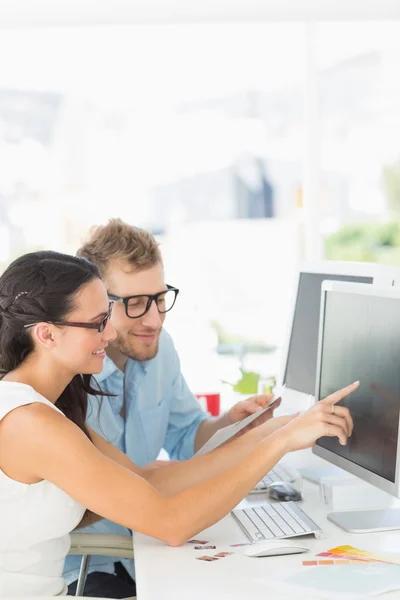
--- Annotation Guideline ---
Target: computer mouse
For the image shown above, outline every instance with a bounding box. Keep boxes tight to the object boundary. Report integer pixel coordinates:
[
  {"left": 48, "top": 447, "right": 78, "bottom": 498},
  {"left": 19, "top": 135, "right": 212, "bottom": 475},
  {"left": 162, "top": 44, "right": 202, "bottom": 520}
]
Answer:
[
  {"left": 244, "top": 539, "right": 309, "bottom": 558},
  {"left": 267, "top": 481, "right": 303, "bottom": 502}
]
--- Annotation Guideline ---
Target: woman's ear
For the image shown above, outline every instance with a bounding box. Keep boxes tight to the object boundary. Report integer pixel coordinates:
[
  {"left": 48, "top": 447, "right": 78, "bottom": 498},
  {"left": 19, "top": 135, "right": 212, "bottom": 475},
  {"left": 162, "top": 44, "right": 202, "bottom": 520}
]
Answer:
[{"left": 32, "top": 324, "right": 56, "bottom": 348}]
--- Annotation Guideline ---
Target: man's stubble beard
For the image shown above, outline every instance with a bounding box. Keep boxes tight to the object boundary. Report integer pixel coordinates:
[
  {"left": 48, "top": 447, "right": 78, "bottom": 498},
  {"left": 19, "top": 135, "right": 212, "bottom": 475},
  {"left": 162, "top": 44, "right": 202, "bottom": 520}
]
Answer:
[{"left": 110, "top": 331, "right": 160, "bottom": 362}]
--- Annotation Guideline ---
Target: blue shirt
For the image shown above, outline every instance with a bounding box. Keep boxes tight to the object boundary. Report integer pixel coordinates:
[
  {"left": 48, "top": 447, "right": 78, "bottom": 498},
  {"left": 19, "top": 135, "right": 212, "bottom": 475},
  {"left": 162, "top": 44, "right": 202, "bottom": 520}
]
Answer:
[{"left": 64, "top": 329, "right": 209, "bottom": 584}]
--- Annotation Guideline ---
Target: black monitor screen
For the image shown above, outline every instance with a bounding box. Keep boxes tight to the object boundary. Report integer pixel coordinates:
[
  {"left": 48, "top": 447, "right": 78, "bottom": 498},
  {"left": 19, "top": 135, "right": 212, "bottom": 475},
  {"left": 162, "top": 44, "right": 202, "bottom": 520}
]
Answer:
[
  {"left": 317, "top": 290, "right": 400, "bottom": 483},
  {"left": 284, "top": 272, "right": 372, "bottom": 395}
]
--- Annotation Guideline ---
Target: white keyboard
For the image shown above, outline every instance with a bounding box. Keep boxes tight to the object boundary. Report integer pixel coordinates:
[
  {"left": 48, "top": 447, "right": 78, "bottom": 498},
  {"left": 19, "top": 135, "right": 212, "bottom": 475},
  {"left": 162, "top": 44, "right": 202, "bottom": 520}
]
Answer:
[
  {"left": 251, "top": 463, "right": 299, "bottom": 493},
  {"left": 232, "top": 501, "right": 322, "bottom": 542}
]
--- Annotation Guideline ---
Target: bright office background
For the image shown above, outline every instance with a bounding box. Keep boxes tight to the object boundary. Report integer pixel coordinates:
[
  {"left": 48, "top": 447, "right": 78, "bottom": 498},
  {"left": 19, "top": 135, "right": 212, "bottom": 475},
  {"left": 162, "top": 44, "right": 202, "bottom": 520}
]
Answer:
[{"left": 1, "top": 10, "right": 400, "bottom": 395}]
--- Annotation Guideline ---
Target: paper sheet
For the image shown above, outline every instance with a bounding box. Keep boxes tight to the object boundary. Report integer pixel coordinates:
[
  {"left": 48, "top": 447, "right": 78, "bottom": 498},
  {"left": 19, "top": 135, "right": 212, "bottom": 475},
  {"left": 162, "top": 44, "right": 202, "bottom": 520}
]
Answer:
[
  {"left": 258, "top": 563, "right": 400, "bottom": 600},
  {"left": 194, "top": 390, "right": 282, "bottom": 457}
]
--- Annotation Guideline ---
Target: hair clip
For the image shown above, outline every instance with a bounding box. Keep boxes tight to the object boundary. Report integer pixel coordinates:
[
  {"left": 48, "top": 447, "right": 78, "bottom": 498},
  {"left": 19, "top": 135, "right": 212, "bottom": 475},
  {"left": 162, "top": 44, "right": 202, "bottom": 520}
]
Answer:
[{"left": 14, "top": 291, "right": 29, "bottom": 302}]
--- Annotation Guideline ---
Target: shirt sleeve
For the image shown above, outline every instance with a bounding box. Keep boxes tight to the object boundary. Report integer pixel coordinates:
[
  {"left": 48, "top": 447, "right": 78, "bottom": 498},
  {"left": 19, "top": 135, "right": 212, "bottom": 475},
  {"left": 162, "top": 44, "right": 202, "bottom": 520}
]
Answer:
[{"left": 162, "top": 334, "right": 210, "bottom": 460}]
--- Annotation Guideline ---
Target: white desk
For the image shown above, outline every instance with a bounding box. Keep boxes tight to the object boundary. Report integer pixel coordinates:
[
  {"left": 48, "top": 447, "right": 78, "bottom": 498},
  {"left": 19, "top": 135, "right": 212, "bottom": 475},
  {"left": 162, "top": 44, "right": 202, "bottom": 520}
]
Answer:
[{"left": 134, "top": 449, "right": 400, "bottom": 599}]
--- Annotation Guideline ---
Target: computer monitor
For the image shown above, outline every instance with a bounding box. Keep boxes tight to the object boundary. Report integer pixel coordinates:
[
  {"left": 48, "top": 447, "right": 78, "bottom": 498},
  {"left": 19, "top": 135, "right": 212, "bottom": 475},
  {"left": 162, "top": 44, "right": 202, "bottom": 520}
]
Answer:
[
  {"left": 313, "top": 280, "right": 400, "bottom": 532},
  {"left": 279, "top": 261, "right": 399, "bottom": 406}
]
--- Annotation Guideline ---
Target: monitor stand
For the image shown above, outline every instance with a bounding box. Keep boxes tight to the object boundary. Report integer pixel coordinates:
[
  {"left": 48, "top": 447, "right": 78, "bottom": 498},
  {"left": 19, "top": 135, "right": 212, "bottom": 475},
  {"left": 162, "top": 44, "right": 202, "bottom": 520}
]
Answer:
[
  {"left": 328, "top": 508, "right": 400, "bottom": 533},
  {"left": 298, "top": 465, "right": 351, "bottom": 484}
]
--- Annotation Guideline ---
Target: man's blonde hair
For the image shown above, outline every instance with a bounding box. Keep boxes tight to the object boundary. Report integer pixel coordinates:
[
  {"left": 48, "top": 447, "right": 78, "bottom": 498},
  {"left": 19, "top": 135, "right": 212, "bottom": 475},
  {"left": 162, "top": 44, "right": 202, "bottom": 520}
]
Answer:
[{"left": 77, "top": 218, "right": 162, "bottom": 278}]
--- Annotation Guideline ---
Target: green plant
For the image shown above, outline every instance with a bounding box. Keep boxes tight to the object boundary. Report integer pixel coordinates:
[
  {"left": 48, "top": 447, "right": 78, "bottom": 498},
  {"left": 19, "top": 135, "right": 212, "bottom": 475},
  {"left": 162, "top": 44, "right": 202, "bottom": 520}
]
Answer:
[
  {"left": 231, "top": 369, "right": 260, "bottom": 394},
  {"left": 383, "top": 158, "right": 400, "bottom": 217},
  {"left": 325, "top": 221, "right": 400, "bottom": 264}
]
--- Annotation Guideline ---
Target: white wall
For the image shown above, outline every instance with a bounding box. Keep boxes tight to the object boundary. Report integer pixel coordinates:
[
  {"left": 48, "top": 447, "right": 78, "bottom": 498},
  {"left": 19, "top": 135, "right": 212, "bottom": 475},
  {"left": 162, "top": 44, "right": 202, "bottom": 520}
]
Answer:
[{"left": 0, "top": 0, "right": 400, "bottom": 27}]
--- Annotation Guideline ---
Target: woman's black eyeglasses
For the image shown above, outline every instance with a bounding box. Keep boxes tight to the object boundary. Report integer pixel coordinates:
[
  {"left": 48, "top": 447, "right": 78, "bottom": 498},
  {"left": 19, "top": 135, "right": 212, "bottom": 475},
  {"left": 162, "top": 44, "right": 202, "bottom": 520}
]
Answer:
[
  {"left": 24, "top": 302, "right": 114, "bottom": 334},
  {"left": 108, "top": 285, "right": 179, "bottom": 319}
]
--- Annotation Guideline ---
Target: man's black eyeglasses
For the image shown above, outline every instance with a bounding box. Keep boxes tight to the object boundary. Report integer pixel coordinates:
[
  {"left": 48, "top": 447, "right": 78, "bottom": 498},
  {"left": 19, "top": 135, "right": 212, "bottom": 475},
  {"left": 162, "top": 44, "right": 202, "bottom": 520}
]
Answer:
[
  {"left": 24, "top": 302, "right": 114, "bottom": 334},
  {"left": 108, "top": 285, "right": 179, "bottom": 319}
]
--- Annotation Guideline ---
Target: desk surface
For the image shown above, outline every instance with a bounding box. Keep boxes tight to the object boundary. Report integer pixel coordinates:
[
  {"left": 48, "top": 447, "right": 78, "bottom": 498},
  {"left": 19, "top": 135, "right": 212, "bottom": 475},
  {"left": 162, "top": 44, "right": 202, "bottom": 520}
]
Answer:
[{"left": 134, "top": 449, "right": 400, "bottom": 599}]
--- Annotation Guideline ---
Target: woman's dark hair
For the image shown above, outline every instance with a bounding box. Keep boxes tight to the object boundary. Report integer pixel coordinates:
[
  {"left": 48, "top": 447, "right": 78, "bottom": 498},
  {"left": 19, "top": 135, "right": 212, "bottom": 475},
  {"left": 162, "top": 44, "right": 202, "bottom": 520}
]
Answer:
[{"left": 0, "top": 250, "right": 107, "bottom": 438}]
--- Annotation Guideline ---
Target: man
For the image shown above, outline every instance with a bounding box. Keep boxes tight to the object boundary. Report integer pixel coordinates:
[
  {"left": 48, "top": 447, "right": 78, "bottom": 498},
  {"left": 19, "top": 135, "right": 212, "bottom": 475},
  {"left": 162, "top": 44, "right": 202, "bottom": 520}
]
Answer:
[{"left": 65, "top": 218, "right": 279, "bottom": 597}]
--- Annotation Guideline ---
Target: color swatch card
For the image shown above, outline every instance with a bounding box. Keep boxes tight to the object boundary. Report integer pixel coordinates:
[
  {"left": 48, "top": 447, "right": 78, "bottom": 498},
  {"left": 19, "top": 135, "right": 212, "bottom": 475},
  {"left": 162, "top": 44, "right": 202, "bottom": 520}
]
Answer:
[
  {"left": 262, "top": 563, "right": 400, "bottom": 600},
  {"left": 315, "top": 549, "right": 377, "bottom": 564},
  {"left": 301, "top": 544, "right": 400, "bottom": 568},
  {"left": 303, "top": 558, "right": 374, "bottom": 567},
  {"left": 325, "top": 545, "right": 400, "bottom": 565}
]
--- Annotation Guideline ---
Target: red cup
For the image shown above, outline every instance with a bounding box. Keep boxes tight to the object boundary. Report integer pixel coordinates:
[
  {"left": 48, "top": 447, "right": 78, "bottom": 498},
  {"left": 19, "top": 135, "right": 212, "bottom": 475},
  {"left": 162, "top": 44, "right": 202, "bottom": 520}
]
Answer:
[{"left": 195, "top": 393, "right": 221, "bottom": 417}]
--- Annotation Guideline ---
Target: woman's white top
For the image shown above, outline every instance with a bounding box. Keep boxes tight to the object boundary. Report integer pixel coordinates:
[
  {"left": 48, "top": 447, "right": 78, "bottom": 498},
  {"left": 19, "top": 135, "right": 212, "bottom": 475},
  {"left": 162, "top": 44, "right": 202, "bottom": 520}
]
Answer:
[{"left": 0, "top": 381, "right": 85, "bottom": 597}]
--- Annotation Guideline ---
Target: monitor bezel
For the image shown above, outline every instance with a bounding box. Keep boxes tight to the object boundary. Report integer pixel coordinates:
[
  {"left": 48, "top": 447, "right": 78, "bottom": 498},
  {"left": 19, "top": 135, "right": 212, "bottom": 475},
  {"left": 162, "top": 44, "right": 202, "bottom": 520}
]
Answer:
[
  {"left": 312, "top": 280, "right": 400, "bottom": 498},
  {"left": 278, "top": 260, "right": 399, "bottom": 394}
]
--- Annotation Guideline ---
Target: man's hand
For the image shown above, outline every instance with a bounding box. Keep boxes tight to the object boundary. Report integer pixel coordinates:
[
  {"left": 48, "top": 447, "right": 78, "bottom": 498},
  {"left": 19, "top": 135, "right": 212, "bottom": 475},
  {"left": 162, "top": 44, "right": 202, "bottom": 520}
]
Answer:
[{"left": 227, "top": 393, "right": 281, "bottom": 432}]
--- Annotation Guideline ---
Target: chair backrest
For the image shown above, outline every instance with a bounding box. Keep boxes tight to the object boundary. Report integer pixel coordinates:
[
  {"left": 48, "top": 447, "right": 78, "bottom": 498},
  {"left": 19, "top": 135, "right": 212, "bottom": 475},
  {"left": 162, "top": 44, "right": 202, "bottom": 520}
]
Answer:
[{"left": 69, "top": 532, "right": 134, "bottom": 558}]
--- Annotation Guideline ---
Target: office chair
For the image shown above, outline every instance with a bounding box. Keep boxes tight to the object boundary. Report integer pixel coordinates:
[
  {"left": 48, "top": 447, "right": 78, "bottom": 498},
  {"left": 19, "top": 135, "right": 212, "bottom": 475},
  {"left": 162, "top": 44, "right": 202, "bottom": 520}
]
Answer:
[
  {"left": 69, "top": 533, "right": 135, "bottom": 598},
  {"left": 16, "top": 597, "right": 108, "bottom": 600}
]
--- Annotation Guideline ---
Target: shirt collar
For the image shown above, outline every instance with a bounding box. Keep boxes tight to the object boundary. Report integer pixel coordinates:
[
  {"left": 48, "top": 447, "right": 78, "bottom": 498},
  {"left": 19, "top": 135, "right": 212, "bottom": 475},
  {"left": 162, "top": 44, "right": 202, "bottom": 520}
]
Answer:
[{"left": 95, "top": 354, "right": 149, "bottom": 383}]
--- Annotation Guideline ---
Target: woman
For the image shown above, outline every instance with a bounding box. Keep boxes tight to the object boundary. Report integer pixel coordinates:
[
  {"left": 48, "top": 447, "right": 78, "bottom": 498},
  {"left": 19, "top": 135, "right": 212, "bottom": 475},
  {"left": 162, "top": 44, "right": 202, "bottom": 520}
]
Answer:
[{"left": 0, "top": 250, "right": 358, "bottom": 597}]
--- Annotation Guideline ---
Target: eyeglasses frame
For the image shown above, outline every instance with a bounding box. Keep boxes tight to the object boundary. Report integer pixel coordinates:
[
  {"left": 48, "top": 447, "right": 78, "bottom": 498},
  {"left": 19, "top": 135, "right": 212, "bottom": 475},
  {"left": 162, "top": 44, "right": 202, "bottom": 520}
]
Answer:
[
  {"left": 107, "top": 284, "right": 179, "bottom": 319},
  {"left": 24, "top": 301, "right": 114, "bottom": 333}
]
